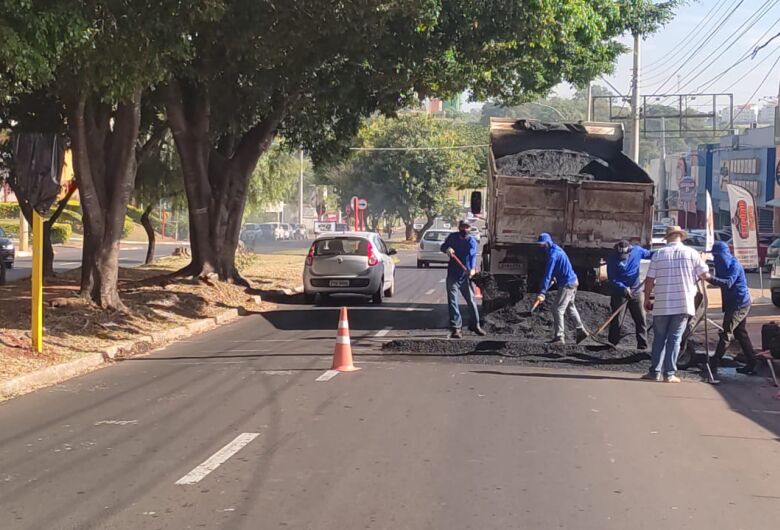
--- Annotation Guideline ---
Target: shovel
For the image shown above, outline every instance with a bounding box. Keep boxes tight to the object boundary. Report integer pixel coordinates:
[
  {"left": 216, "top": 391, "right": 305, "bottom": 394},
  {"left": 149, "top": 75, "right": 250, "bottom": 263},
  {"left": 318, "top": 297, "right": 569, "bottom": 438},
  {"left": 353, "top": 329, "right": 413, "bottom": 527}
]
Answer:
[{"left": 576, "top": 299, "right": 629, "bottom": 346}]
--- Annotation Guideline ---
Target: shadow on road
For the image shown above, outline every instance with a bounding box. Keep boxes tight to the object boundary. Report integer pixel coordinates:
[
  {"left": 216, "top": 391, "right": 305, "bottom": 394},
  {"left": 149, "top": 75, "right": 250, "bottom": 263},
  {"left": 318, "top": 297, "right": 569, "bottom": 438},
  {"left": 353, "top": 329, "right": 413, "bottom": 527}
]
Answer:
[
  {"left": 712, "top": 379, "right": 780, "bottom": 444},
  {"left": 469, "top": 369, "right": 645, "bottom": 383}
]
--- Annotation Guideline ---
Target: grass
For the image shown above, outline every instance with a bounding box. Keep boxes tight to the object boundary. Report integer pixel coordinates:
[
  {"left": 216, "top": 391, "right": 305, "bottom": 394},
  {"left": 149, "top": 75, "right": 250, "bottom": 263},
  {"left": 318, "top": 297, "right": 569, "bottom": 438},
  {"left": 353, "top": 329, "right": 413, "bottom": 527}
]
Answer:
[{"left": 0, "top": 250, "right": 303, "bottom": 385}]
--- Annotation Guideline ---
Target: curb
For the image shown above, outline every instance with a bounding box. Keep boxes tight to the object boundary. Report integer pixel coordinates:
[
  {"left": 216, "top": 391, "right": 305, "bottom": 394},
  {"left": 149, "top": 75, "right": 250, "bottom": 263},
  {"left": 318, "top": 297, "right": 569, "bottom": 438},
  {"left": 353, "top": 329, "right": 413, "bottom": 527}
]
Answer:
[{"left": 0, "top": 304, "right": 248, "bottom": 400}]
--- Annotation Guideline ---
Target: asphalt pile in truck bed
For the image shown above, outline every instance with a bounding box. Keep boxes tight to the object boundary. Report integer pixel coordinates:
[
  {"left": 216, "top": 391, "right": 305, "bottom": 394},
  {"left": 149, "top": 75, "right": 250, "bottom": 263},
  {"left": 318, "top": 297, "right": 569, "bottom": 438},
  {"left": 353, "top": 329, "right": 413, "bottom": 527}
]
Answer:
[{"left": 495, "top": 149, "right": 603, "bottom": 181}]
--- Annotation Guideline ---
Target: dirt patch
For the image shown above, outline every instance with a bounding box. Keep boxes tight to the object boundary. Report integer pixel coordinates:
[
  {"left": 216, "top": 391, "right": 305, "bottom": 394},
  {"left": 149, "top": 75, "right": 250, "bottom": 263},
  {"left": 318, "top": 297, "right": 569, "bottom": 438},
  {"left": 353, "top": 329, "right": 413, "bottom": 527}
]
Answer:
[{"left": 0, "top": 250, "right": 303, "bottom": 384}]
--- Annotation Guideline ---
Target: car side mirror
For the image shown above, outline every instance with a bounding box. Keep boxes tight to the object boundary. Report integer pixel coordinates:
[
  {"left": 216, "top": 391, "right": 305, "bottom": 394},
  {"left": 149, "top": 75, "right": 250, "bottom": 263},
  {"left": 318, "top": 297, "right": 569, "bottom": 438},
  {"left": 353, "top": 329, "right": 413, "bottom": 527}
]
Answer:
[
  {"left": 470, "top": 191, "right": 482, "bottom": 216},
  {"left": 388, "top": 248, "right": 398, "bottom": 256}
]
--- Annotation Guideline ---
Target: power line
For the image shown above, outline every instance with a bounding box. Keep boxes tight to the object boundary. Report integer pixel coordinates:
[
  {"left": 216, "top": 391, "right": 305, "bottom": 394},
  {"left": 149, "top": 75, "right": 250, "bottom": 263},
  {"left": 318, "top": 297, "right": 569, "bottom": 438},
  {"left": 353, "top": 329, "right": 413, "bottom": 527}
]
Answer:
[
  {"left": 722, "top": 46, "right": 780, "bottom": 93},
  {"left": 695, "top": 17, "right": 780, "bottom": 92},
  {"left": 731, "top": 55, "right": 780, "bottom": 123},
  {"left": 667, "top": 0, "right": 780, "bottom": 96},
  {"left": 642, "top": 0, "right": 730, "bottom": 74},
  {"left": 647, "top": 0, "right": 745, "bottom": 95}
]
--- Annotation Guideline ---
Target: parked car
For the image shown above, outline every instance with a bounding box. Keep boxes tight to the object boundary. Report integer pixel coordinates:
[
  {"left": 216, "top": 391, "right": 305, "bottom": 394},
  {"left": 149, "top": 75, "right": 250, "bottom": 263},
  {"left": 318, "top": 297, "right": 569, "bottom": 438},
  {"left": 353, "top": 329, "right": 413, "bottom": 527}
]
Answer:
[
  {"left": 239, "top": 223, "right": 261, "bottom": 246},
  {"left": 766, "top": 237, "right": 780, "bottom": 263},
  {"left": 417, "top": 229, "right": 451, "bottom": 268},
  {"left": 291, "top": 223, "right": 308, "bottom": 240},
  {"left": 303, "top": 232, "right": 397, "bottom": 303},
  {"left": 279, "top": 223, "right": 293, "bottom": 240},
  {"left": 726, "top": 233, "right": 778, "bottom": 271},
  {"left": 0, "top": 227, "right": 14, "bottom": 268},
  {"left": 770, "top": 256, "right": 780, "bottom": 307}
]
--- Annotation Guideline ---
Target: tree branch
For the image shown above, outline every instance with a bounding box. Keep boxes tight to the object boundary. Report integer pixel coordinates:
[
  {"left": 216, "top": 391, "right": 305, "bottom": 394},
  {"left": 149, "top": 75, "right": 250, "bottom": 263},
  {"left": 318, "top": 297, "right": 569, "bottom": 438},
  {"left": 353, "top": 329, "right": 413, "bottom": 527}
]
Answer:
[
  {"left": 138, "top": 121, "right": 169, "bottom": 166},
  {"left": 233, "top": 91, "right": 290, "bottom": 173}
]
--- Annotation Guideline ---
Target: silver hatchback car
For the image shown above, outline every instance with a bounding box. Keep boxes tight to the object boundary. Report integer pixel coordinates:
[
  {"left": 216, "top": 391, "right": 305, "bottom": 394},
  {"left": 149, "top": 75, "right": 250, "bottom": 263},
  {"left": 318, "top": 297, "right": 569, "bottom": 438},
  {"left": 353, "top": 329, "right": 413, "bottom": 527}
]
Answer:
[{"left": 303, "top": 232, "right": 397, "bottom": 303}]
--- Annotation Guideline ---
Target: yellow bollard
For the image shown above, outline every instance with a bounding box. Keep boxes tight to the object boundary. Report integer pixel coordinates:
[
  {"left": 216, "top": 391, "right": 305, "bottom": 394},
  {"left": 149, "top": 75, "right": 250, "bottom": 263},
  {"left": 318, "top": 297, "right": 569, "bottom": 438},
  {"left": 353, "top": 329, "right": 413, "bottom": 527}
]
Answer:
[{"left": 31, "top": 211, "right": 43, "bottom": 353}]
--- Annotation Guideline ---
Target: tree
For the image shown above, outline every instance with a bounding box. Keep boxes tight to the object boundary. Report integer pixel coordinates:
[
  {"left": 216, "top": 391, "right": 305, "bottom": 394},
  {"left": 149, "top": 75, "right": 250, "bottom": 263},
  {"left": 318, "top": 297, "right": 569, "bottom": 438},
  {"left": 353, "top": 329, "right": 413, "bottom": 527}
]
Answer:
[
  {"left": 244, "top": 142, "right": 307, "bottom": 222},
  {"left": 324, "top": 114, "right": 486, "bottom": 241},
  {"left": 134, "top": 132, "right": 184, "bottom": 265},
  {"left": 2, "top": 1, "right": 218, "bottom": 310},
  {"left": 165, "top": 0, "right": 663, "bottom": 282}
]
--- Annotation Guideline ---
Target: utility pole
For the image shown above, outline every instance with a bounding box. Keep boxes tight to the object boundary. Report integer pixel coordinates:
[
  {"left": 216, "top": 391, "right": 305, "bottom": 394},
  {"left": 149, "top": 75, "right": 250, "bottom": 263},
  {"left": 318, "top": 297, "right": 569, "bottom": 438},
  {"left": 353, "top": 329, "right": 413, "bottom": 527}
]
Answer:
[
  {"left": 298, "top": 149, "right": 304, "bottom": 225},
  {"left": 661, "top": 117, "right": 667, "bottom": 222},
  {"left": 630, "top": 32, "right": 641, "bottom": 163},
  {"left": 586, "top": 82, "right": 593, "bottom": 121}
]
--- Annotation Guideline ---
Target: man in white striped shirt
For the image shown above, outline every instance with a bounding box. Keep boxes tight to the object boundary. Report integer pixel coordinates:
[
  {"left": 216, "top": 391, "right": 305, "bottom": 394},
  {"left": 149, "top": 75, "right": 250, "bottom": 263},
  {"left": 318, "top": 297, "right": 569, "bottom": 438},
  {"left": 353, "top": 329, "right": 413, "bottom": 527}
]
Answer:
[{"left": 642, "top": 226, "right": 710, "bottom": 382}]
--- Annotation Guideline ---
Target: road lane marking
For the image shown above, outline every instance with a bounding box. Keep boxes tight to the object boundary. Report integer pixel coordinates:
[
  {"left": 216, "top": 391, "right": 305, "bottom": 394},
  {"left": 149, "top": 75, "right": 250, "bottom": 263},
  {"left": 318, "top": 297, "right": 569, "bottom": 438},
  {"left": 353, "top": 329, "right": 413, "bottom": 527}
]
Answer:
[
  {"left": 94, "top": 420, "right": 137, "bottom": 426},
  {"left": 375, "top": 327, "right": 392, "bottom": 337},
  {"left": 425, "top": 289, "right": 435, "bottom": 295},
  {"left": 439, "top": 278, "right": 446, "bottom": 283},
  {"left": 175, "top": 433, "right": 260, "bottom": 485},
  {"left": 316, "top": 370, "right": 339, "bottom": 382}
]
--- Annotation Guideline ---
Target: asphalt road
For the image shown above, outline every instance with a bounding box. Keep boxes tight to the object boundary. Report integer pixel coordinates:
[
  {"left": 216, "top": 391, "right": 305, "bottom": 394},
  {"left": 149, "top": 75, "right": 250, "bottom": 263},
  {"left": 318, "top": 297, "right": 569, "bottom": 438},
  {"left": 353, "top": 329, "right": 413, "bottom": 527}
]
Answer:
[
  {"left": 5, "top": 241, "right": 187, "bottom": 282},
  {"left": 1, "top": 252, "right": 779, "bottom": 529}
]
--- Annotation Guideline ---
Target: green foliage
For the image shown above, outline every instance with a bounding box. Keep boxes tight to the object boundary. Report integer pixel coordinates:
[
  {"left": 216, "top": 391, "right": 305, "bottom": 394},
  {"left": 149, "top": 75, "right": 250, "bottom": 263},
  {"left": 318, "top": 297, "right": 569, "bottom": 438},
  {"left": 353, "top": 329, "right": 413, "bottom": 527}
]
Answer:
[
  {"left": 134, "top": 133, "right": 186, "bottom": 209},
  {"left": 0, "top": 219, "right": 69, "bottom": 243},
  {"left": 322, "top": 114, "right": 486, "bottom": 226},
  {"left": 49, "top": 223, "right": 71, "bottom": 244},
  {"left": 617, "top": 0, "right": 681, "bottom": 36},
  {"left": 0, "top": 202, "right": 19, "bottom": 218},
  {"left": 244, "top": 141, "right": 306, "bottom": 220}
]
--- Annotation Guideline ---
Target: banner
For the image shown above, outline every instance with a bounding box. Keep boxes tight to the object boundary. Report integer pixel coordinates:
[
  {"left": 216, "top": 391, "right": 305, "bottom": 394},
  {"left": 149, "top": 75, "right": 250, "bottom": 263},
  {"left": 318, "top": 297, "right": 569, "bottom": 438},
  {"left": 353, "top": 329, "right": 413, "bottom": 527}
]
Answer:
[
  {"left": 705, "top": 191, "right": 714, "bottom": 260},
  {"left": 727, "top": 183, "right": 759, "bottom": 269}
]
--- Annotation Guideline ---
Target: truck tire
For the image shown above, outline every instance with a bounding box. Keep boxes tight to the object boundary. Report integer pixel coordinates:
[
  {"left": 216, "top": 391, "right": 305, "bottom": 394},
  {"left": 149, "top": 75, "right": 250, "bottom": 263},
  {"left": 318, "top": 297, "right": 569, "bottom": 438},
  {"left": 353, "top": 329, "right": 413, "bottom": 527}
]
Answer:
[{"left": 773, "top": 290, "right": 780, "bottom": 308}]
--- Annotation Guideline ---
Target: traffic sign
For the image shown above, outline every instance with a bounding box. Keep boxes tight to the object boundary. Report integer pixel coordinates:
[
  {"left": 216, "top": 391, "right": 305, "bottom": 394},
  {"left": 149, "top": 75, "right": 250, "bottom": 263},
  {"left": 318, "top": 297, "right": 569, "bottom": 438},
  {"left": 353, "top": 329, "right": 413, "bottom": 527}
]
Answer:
[{"left": 357, "top": 199, "right": 368, "bottom": 210}]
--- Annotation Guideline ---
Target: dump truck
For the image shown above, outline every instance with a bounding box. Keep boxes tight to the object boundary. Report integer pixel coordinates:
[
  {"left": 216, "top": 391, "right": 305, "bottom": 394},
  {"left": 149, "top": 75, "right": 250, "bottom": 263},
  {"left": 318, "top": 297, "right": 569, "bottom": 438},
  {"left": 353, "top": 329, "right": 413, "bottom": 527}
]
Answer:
[{"left": 472, "top": 119, "right": 654, "bottom": 310}]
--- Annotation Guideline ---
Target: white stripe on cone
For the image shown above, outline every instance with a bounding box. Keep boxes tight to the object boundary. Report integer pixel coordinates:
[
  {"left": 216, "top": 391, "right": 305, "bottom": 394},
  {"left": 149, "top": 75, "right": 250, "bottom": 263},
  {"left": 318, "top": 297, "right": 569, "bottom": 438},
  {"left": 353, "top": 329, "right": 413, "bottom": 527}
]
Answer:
[
  {"left": 336, "top": 336, "right": 351, "bottom": 345},
  {"left": 338, "top": 320, "right": 349, "bottom": 329}
]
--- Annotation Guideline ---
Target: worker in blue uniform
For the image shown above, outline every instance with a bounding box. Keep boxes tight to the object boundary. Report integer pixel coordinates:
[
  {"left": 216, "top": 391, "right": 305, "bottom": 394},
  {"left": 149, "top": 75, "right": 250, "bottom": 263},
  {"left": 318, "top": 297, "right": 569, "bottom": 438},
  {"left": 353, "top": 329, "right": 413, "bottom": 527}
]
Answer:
[
  {"left": 441, "top": 220, "right": 485, "bottom": 339},
  {"left": 535, "top": 233, "right": 587, "bottom": 344},
  {"left": 606, "top": 240, "right": 651, "bottom": 349}
]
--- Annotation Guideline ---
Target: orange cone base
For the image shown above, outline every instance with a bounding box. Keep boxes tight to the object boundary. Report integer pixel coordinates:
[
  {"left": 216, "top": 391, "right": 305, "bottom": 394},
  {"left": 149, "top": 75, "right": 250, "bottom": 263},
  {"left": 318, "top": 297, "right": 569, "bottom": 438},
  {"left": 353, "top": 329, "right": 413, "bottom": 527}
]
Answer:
[{"left": 332, "top": 364, "right": 361, "bottom": 372}]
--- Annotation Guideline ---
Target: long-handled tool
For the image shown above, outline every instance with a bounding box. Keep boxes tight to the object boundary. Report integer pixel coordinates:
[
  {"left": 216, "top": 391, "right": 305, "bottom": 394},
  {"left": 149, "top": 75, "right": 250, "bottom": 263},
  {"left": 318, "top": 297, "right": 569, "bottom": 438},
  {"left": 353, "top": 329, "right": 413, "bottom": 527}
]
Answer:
[{"left": 576, "top": 299, "right": 629, "bottom": 346}]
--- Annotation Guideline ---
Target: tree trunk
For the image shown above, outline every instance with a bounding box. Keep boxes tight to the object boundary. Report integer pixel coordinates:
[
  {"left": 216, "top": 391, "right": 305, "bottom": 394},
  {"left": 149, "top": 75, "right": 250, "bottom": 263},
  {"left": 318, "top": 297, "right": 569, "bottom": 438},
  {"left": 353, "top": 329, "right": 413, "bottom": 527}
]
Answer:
[
  {"left": 141, "top": 204, "right": 156, "bottom": 265},
  {"left": 69, "top": 89, "right": 142, "bottom": 310},
  {"left": 404, "top": 222, "right": 415, "bottom": 241},
  {"left": 164, "top": 81, "right": 287, "bottom": 285},
  {"left": 416, "top": 213, "right": 436, "bottom": 242}
]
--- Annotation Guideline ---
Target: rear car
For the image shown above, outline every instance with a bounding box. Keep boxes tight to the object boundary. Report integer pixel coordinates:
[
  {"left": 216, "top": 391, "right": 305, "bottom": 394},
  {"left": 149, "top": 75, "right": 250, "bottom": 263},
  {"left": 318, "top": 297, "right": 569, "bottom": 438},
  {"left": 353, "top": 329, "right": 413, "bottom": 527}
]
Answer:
[
  {"left": 0, "top": 227, "right": 14, "bottom": 268},
  {"left": 303, "top": 232, "right": 397, "bottom": 303},
  {"left": 417, "top": 229, "right": 451, "bottom": 268}
]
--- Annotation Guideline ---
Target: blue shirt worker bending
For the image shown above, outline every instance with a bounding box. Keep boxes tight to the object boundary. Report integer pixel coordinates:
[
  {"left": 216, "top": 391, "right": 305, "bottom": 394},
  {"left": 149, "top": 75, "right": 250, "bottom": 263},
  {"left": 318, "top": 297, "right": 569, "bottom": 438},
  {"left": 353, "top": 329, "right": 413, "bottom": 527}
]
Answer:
[
  {"left": 441, "top": 220, "right": 485, "bottom": 339},
  {"left": 707, "top": 241, "right": 757, "bottom": 379},
  {"left": 606, "top": 240, "right": 651, "bottom": 349},
  {"left": 535, "top": 233, "right": 587, "bottom": 344}
]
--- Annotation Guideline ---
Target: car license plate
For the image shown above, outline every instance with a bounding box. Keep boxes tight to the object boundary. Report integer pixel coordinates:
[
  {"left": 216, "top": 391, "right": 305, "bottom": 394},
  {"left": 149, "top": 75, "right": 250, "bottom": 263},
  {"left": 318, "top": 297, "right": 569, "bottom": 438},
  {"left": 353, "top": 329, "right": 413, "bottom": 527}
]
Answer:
[{"left": 329, "top": 280, "right": 350, "bottom": 287}]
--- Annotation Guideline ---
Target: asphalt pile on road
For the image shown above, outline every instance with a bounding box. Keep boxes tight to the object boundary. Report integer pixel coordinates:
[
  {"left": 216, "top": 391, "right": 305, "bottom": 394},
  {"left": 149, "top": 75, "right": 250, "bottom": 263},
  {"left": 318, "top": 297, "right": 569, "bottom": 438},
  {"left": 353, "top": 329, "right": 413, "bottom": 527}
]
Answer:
[
  {"left": 495, "top": 149, "right": 600, "bottom": 181},
  {"left": 383, "top": 290, "right": 655, "bottom": 373}
]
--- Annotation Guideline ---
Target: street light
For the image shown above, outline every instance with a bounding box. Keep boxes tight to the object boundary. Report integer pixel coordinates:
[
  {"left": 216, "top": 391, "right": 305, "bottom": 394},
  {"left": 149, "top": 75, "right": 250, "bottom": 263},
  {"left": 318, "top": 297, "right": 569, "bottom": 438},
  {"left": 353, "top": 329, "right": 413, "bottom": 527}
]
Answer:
[{"left": 525, "top": 101, "right": 567, "bottom": 120}]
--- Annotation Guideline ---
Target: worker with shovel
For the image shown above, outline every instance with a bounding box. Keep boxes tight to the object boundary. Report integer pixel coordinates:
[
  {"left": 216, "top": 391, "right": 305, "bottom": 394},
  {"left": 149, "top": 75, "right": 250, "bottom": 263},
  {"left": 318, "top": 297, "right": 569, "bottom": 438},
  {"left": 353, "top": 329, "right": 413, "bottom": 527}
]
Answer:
[
  {"left": 535, "top": 233, "right": 588, "bottom": 345},
  {"left": 606, "top": 240, "right": 651, "bottom": 350},
  {"left": 706, "top": 241, "right": 758, "bottom": 380},
  {"left": 441, "top": 220, "right": 486, "bottom": 339}
]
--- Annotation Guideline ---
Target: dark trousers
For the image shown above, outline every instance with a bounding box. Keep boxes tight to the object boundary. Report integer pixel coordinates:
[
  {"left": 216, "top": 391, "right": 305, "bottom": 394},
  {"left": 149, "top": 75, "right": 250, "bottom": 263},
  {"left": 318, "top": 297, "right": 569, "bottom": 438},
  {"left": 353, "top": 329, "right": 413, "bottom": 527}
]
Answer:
[
  {"left": 710, "top": 305, "right": 757, "bottom": 370},
  {"left": 608, "top": 293, "right": 648, "bottom": 349}
]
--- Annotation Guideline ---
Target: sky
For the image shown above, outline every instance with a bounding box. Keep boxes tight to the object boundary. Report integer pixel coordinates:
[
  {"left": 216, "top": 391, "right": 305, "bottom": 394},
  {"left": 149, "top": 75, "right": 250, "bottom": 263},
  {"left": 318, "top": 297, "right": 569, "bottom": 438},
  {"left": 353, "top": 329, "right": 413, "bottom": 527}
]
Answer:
[{"left": 552, "top": 0, "right": 780, "bottom": 112}]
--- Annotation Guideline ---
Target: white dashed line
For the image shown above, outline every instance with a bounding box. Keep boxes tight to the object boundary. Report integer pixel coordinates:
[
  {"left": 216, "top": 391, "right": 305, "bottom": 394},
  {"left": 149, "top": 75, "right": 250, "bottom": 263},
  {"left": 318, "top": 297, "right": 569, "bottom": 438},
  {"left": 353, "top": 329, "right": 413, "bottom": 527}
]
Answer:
[
  {"left": 316, "top": 370, "right": 340, "bottom": 382},
  {"left": 175, "top": 433, "right": 260, "bottom": 485},
  {"left": 425, "top": 289, "right": 435, "bottom": 295},
  {"left": 375, "top": 327, "right": 392, "bottom": 337}
]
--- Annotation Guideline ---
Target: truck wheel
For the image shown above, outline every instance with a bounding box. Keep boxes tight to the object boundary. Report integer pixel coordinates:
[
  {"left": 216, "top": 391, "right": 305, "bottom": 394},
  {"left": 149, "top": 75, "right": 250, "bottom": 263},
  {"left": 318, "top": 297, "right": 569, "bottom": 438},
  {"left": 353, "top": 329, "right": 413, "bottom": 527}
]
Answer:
[
  {"left": 773, "top": 290, "right": 780, "bottom": 308},
  {"left": 677, "top": 340, "right": 697, "bottom": 369}
]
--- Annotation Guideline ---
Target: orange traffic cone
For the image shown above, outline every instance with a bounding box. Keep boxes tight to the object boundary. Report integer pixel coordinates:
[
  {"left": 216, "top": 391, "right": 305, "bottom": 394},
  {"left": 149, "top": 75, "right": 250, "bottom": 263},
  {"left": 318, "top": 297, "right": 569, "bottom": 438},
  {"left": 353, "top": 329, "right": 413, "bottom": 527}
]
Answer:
[
  {"left": 474, "top": 285, "right": 482, "bottom": 299},
  {"left": 332, "top": 307, "right": 360, "bottom": 372}
]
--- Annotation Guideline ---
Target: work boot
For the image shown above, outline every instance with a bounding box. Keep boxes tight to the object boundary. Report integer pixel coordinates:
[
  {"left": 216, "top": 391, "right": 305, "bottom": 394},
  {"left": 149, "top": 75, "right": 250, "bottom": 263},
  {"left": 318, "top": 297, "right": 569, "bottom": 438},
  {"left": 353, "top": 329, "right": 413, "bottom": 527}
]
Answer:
[
  {"left": 575, "top": 328, "right": 588, "bottom": 344},
  {"left": 450, "top": 328, "right": 462, "bottom": 339},
  {"left": 640, "top": 372, "right": 662, "bottom": 381},
  {"left": 548, "top": 337, "right": 565, "bottom": 345},
  {"left": 737, "top": 364, "right": 758, "bottom": 376},
  {"left": 469, "top": 325, "right": 487, "bottom": 337}
]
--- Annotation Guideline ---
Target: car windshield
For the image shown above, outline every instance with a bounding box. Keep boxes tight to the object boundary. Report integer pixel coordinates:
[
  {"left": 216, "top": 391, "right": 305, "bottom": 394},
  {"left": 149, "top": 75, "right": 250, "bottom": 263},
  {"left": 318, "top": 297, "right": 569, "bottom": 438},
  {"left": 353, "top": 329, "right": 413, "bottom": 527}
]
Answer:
[
  {"left": 423, "top": 231, "right": 449, "bottom": 242},
  {"left": 314, "top": 237, "right": 369, "bottom": 256}
]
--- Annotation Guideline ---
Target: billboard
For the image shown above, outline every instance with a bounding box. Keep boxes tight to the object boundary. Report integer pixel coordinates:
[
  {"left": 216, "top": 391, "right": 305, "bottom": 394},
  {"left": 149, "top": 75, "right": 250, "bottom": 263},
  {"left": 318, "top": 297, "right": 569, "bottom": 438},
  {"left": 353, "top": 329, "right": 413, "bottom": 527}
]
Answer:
[{"left": 727, "top": 184, "right": 759, "bottom": 269}]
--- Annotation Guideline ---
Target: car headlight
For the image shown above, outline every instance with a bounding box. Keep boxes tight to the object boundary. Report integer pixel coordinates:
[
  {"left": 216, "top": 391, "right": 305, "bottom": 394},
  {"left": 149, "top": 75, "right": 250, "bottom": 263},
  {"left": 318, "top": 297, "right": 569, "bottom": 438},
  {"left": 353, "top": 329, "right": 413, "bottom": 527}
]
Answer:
[{"left": 2, "top": 243, "right": 12, "bottom": 250}]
